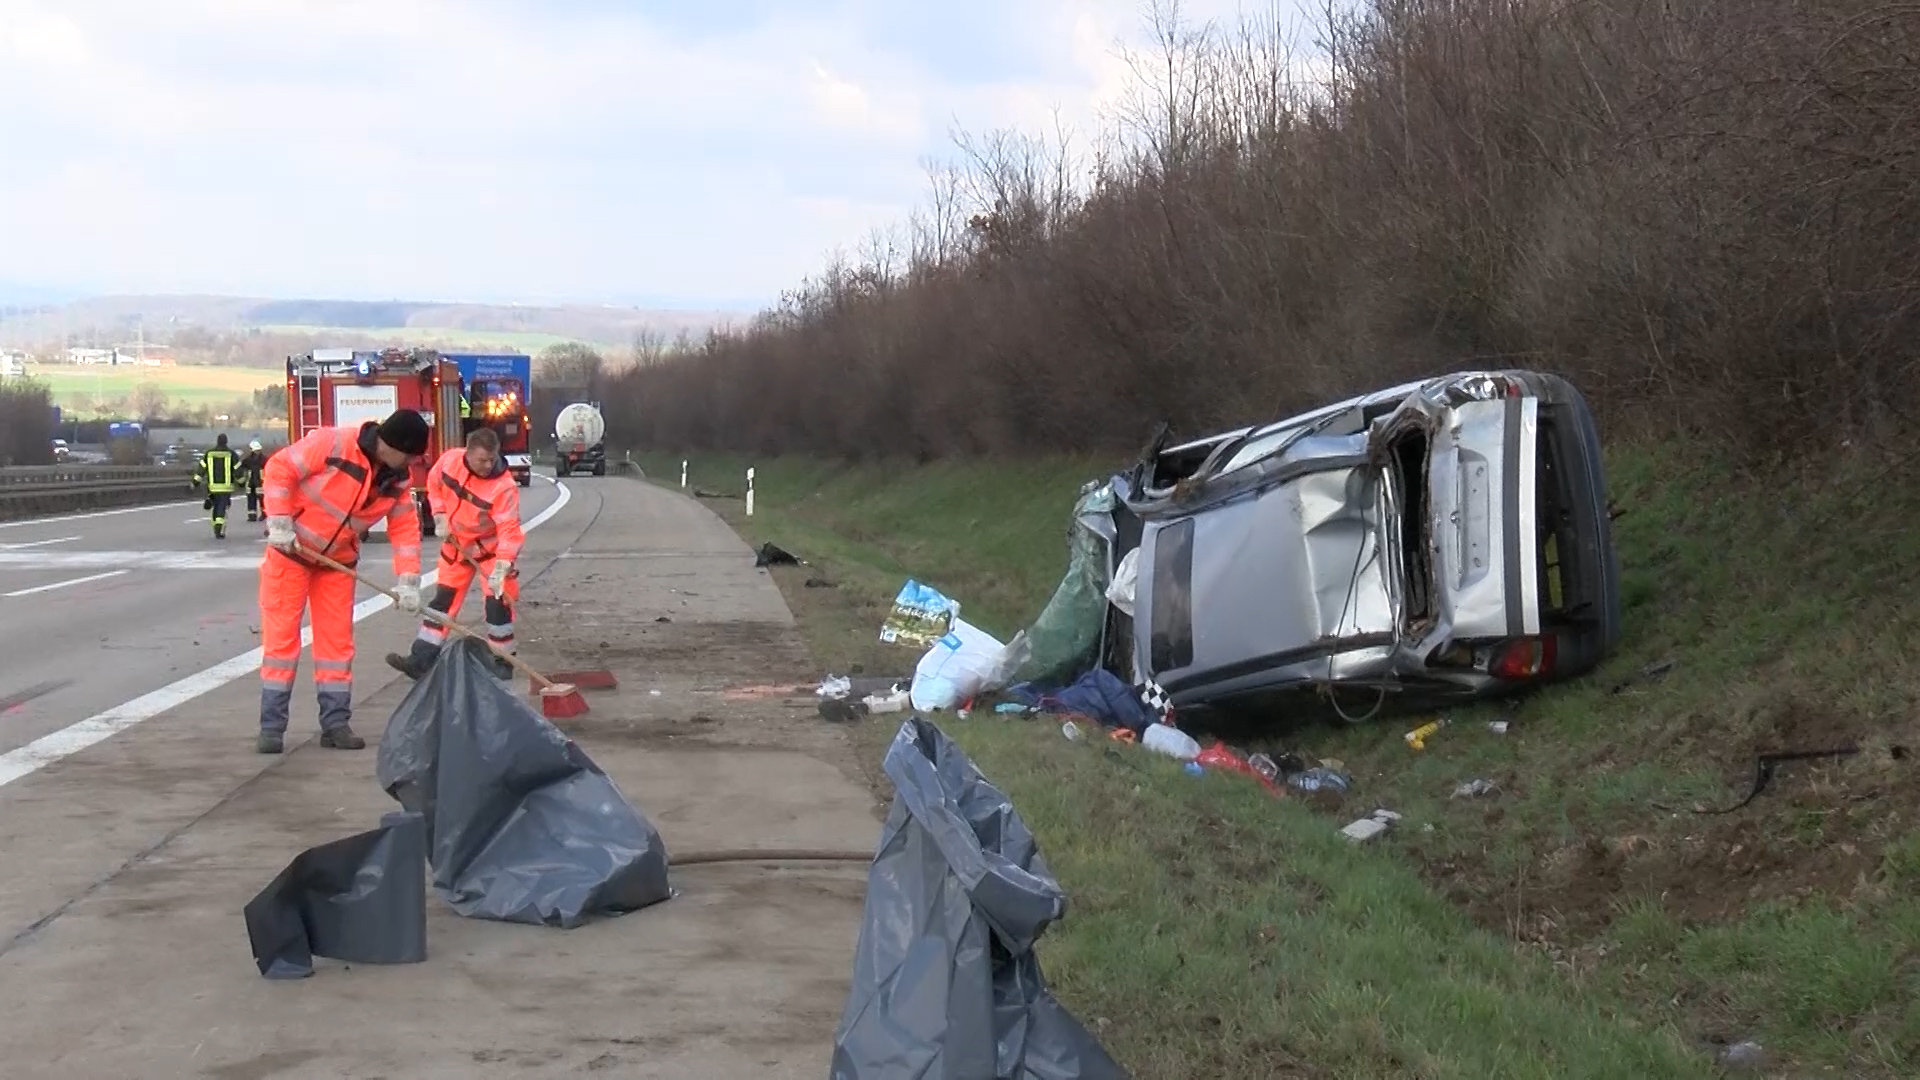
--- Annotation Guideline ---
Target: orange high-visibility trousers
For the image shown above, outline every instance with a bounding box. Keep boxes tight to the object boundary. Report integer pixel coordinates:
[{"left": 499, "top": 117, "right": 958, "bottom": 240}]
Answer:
[
  {"left": 259, "top": 549, "right": 359, "bottom": 734},
  {"left": 404, "top": 543, "right": 519, "bottom": 670}
]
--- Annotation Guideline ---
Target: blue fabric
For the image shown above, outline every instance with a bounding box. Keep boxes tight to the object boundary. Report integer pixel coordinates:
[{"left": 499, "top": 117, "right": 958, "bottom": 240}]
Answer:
[{"left": 1034, "top": 668, "right": 1156, "bottom": 733}]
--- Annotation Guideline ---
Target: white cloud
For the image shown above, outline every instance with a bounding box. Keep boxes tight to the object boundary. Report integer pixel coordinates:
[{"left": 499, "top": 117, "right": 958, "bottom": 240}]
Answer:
[{"left": 0, "top": 0, "right": 1335, "bottom": 307}]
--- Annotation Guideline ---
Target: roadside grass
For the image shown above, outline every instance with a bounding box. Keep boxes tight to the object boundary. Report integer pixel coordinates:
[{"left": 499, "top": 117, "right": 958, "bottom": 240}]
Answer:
[{"left": 637, "top": 448, "right": 1920, "bottom": 1078}]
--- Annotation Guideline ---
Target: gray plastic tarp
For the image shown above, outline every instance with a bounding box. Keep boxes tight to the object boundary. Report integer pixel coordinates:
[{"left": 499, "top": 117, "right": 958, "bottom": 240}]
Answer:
[
  {"left": 243, "top": 810, "right": 428, "bottom": 979},
  {"left": 831, "top": 716, "right": 1127, "bottom": 1079},
  {"left": 376, "top": 638, "right": 673, "bottom": 928}
]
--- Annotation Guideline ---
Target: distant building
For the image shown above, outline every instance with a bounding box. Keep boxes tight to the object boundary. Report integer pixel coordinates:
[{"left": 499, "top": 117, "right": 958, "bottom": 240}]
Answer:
[
  {"left": 66, "top": 347, "right": 119, "bottom": 365},
  {"left": 0, "top": 354, "right": 22, "bottom": 379}
]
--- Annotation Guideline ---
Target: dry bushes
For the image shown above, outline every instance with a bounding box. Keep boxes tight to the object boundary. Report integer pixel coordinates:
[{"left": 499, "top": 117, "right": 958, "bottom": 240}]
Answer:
[
  {"left": 607, "top": 0, "right": 1920, "bottom": 460},
  {"left": 0, "top": 381, "right": 55, "bottom": 466}
]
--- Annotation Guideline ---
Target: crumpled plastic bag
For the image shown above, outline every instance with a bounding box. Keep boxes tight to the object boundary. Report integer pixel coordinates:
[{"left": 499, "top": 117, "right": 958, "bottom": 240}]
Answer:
[
  {"left": 1014, "top": 479, "right": 1119, "bottom": 687},
  {"left": 376, "top": 638, "right": 673, "bottom": 928},
  {"left": 243, "top": 810, "right": 428, "bottom": 979},
  {"left": 910, "top": 618, "right": 1031, "bottom": 711},
  {"left": 1105, "top": 548, "right": 1139, "bottom": 617},
  {"left": 830, "top": 717, "right": 1128, "bottom": 1079}
]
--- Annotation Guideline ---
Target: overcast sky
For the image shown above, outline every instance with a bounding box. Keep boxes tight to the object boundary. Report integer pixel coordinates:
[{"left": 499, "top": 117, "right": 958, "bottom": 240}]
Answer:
[{"left": 1, "top": 0, "right": 1324, "bottom": 310}]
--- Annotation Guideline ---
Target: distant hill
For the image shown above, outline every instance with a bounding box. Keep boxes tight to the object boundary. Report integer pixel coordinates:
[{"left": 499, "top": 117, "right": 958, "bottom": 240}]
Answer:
[{"left": 0, "top": 293, "right": 742, "bottom": 351}]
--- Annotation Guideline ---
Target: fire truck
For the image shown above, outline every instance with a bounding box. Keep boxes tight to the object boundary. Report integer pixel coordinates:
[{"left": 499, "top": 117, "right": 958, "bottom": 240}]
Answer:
[
  {"left": 286, "top": 347, "right": 465, "bottom": 538},
  {"left": 445, "top": 353, "right": 534, "bottom": 487}
]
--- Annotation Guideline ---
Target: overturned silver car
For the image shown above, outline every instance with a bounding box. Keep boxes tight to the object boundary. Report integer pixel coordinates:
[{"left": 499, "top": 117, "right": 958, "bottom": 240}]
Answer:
[{"left": 1105, "top": 371, "right": 1621, "bottom": 719}]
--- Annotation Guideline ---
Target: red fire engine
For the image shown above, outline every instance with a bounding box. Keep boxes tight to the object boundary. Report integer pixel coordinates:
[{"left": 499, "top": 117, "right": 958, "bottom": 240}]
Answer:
[{"left": 286, "top": 347, "right": 465, "bottom": 538}]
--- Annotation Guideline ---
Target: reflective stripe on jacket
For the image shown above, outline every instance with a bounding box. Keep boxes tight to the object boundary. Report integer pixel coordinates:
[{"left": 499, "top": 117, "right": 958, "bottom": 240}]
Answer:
[
  {"left": 263, "top": 423, "right": 422, "bottom": 573},
  {"left": 426, "top": 447, "right": 524, "bottom": 564},
  {"left": 197, "top": 449, "right": 238, "bottom": 494}
]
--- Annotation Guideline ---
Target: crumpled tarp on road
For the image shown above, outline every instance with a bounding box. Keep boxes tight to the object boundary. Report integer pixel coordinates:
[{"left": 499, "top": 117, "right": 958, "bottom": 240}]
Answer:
[
  {"left": 376, "top": 638, "right": 673, "bottom": 929},
  {"left": 831, "top": 716, "right": 1127, "bottom": 1079},
  {"left": 243, "top": 810, "right": 429, "bottom": 979}
]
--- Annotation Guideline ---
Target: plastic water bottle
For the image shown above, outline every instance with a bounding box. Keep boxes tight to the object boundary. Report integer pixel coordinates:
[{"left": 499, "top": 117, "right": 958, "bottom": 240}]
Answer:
[
  {"left": 1143, "top": 723, "right": 1201, "bottom": 762},
  {"left": 1061, "top": 721, "right": 1083, "bottom": 742}
]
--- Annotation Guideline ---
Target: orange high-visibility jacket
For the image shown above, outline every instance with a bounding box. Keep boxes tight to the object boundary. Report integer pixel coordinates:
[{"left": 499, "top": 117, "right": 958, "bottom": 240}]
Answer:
[
  {"left": 426, "top": 447, "right": 524, "bottom": 564},
  {"left": 263, "top": 423, "right": 422, "bottom": 574}
]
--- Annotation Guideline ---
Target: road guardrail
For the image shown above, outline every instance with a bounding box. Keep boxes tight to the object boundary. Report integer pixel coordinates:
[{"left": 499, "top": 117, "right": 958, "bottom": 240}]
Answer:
[{"left": 0, "top": 464, "right": 197, "bottom": 520}]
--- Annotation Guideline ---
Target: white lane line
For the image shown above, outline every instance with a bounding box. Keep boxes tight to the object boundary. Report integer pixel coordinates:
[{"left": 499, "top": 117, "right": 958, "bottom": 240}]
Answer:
[
  {"left": 0, "top": 477, "right": 571, "bottom": 790},
  {"left": 0, "top": 500, "right": 199, "bottom": 531},
  {"left": 0, "top": 552, "right": 267, "bottom": 571},
  {"left": 0, "top": 536, "right": 79, "bottom": 550},
  {"left": 3, "top": 570, "right": 130, "bottom": 598}
]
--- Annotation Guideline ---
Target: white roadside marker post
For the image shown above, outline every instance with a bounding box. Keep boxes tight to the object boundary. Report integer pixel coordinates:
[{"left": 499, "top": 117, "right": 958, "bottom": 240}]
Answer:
[
  {"left": 681, "top": 459, "right": 688, "bottom": 489},
  {"left": 746, "top": 467, "right": 756, "bottom": 517}
]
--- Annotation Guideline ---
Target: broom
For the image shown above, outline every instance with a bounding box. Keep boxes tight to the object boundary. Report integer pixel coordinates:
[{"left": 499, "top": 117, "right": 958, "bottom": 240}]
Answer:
[
  {"left": 459, "top": 554, "right": 617, "bottom": 693},
  {"left": 297, "top": 547, "right": 589, "bottom": 719}
]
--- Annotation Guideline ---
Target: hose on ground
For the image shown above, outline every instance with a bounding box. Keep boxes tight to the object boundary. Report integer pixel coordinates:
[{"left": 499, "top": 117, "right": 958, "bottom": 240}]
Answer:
[{"left": 667, "top": 848, "right": 872, "bottom": 867}]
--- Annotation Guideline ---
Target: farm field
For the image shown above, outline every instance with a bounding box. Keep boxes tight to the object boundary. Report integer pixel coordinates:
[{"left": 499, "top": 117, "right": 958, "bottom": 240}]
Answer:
[
  {"left": 26, "top": 364, "right": 281, "bottom": 409},
  {"left": 255, "top": 325, "right": 607, "bottom": 352}
]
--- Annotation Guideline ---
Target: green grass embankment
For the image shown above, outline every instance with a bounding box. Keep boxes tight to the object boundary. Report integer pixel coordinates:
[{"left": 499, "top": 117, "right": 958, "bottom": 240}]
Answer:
[{"left": 637, "top": 448, "right": 1920, "bottom": 1079}]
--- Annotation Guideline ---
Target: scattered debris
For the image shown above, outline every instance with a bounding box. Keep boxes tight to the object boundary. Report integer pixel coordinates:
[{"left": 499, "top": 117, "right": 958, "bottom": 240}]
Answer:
[
  {"left": 1488, "top": 720, "right": 1510, "bottom": 735},
  {"left": 819, "top": 698, "right": 869, "bottom": 724},
  {"left": 1717, "top": 1040, "right": 1767, "bottom": 1072},
  {"left": 1653, "top": 745, "right": 1862, "bottom": 815},
  {"left": 1142, "top": 722, "right": 1201, "bottom": 762},
  {"left": 1451, "top": 779, "right": 1499, "bottom": 799},
  {"left": 655, "top": 616, "right": 672, "bottom": 623},
  {"left": 754, "top": 542, "right": 802, "bottom": 568},
  {"left": 1194, "top": 743, "right": 1281, "bottom": 795},
  {"left": 878, "top": 579, "right": 960, "bottom": 649},
  {"left": 1062, "top": 721, "right": 1084, "bottom": 742},
  {"left": 1341, "top": 809, "right": 1401, "bottom": 843},
  {"left": 244, "top": 810, "right": 428, "bottom": 979},
  {"left": 994, "top": 702, "right": 1033, "bottom": 715},
  {"left": 1022, "top": 668, "right": 1160, "bottom": 734},
  {"left": 804, "top": 577, "right": 838, "bottom": 589},
  {"left": 1610, "top": 657, "right": 1677, "bottom": 695},
  {"left": 1289, "top": 767, "right": 1353, "bottom": 794},
  {"left": 831, "top": 718, "right": 1125, "bottom": 1077},
  {"left": 1405, "top": 717, "right": 1449, "bottom": 750},
  {"left": 909, "top": 621, "right": 1026, "bottom": 711},
  {"left": 817, "top": 675, "right": 853, "bottom": 700},
  {"left": 862, "top": 686, "right": 909, "bottom": 715}
]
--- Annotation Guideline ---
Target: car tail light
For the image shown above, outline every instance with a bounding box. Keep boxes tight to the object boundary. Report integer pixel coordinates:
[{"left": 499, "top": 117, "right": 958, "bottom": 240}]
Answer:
[{"left": 1491, "top": 636, "right": 1556, "bottom": 680}]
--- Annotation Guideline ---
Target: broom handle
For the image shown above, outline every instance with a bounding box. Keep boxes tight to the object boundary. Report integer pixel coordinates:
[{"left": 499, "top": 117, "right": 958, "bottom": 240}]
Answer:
[{"left": 295, "top": 546, "right": 559, "bottom": 691}]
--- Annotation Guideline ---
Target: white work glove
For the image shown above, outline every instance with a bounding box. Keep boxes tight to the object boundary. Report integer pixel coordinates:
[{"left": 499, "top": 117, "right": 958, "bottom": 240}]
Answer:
[
  {"left": 487, "top": 561, "right": 511, "bottom": 597},
  {"left": 264, "top": 516, "right": 297, "bottom": 552},
  {"left": 395, "top": 573, "right": 423, "bottom": 614}
]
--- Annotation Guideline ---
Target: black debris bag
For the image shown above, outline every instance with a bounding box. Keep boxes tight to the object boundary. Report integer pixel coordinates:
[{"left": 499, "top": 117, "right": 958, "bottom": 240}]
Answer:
[
  {"left": 831, "top": 717, "right": 1127, "bottom": 1079},
  {"left": 755, "top": 541, "right": 801, "bottom": 567},
  {"left": 376, "top": 637, "right": 672, "bottom": 928},
  {"left": 243, "top": 810, "right": 428, "bottom": 980}
]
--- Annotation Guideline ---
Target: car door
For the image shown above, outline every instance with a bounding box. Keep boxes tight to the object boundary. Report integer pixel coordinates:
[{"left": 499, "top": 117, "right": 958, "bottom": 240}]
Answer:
[{"left": 1428, "top": 394, "right": 1541, "bottom": 640}]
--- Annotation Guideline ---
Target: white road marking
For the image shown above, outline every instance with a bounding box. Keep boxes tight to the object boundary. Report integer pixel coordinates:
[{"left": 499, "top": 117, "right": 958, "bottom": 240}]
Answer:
[
  {"left": 0, "top": 500, "right": 198, "bottom": 531},
  {"left": 0, "top": 536, "right": 79, "bottom": 550},
  {"left": 3, "top": 570, "right": 130, "bottom": 598},
  {"left": 0, "top": 477, "right": 571, "bottom": 790},
  {"left": 0, "top": 551, "right": 267, "bottom": 571}
]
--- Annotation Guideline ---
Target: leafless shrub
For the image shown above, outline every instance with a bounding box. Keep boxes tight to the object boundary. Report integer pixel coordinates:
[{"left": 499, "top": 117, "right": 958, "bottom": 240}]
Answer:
[{"left": 606, "top": 0, "right": 1920, "bottom": 460}]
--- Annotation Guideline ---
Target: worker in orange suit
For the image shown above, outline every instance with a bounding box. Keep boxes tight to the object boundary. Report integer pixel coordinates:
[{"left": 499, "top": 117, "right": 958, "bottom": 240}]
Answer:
[
  {"left": 387, "top": 426, "right": 523, "bottom": 681},
  {"left": 258, "top": 410, "right": 432, "bottom": 755}
]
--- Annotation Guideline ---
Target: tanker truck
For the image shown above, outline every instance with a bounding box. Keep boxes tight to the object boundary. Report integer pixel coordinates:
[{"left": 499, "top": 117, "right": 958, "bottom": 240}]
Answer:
[{"left": 552, "top": 401, "right": 606, "bottom": 477}]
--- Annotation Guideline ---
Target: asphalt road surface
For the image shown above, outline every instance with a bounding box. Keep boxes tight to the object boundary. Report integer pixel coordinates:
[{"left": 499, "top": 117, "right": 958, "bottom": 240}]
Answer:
[{"left": 0, "top": 481, "right": 564, "bottom": 757}]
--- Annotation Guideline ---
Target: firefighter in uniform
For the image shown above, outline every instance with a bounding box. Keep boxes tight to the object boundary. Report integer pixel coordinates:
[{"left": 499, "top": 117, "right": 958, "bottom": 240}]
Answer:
[
  {"left": 192, "top": 434, "right": 239, "bottom": 539},
  {"left": 258, "top": 411, "right": 431, "bottom": 754},
  {"left": 387, "top": 426, "right": 523, "bottom": 681},
  {"left": 240, "top": 438, "right": 268, "bottom": 522}
]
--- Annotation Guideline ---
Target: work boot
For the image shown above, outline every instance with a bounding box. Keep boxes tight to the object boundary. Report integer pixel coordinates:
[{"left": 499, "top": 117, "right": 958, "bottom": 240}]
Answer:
[
  {"left": 319, "top": 724, "right": 366, "bottom": 750},
  {"left": 214, "top": 524, "right": 225, "bottom": 539},
  {"left": 386, "top": 650, "right": 434, "bottom": 680},
  {"left": 489, "top": 652, "right": 516, "bottom": 681},
  {"left": 256, "top": 731, "right": 284, "bottom": 754}
]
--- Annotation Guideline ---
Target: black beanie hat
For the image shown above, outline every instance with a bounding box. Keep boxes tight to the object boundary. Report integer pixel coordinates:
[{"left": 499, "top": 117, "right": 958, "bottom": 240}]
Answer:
[
  {"left": 215, "top": 433, "right": 228, "bottom": 448},
  {"left": 376, "top": 409, "right": 431, "bottom": 455}
]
